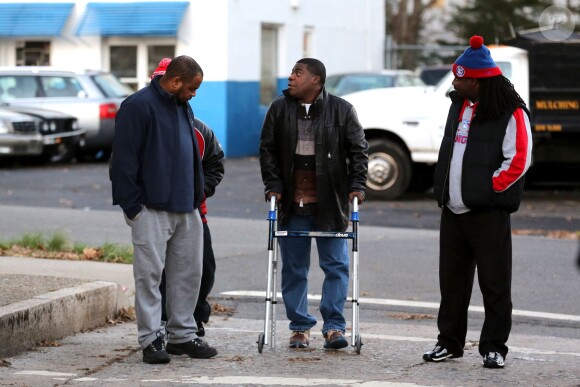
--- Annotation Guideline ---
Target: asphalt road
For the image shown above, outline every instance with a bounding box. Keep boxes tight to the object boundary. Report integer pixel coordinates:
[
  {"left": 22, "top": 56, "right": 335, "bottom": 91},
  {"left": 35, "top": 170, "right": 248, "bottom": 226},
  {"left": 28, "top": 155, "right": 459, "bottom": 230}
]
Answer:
[
  {"left": 1, "top": 157, "right": 579, "bottom": 328},
  {"left": 0, "top": 157, "right": 579, "bottom": 233},
  {"left": 0, "top": 158, "right": 579, "bottom": 385}
]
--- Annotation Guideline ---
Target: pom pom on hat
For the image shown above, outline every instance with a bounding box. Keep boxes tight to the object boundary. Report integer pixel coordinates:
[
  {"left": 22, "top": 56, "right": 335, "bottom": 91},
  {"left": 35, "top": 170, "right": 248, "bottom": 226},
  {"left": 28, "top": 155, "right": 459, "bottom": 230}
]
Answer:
[
  {"left": 452, "top": 35, "right": 502, "bottom": 78},
  {"left": 469, "top": 35, "right": 484, "bottom": 49},
  {"left": 151, "top": 57, "right": 172, "bottom": 80}
]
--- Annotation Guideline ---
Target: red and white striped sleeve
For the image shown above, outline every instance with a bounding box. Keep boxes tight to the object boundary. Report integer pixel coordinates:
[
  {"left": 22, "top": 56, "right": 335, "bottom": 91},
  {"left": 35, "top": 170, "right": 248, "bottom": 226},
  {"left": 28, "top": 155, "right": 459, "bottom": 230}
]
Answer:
[{"left": 492, "top": 107, "right": 533, "bottom": 192}]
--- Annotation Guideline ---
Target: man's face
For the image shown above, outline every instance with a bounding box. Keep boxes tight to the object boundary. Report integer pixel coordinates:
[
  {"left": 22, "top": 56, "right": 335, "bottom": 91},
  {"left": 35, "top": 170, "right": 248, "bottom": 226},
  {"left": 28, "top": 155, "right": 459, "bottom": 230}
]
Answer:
[
  {"left": 173, "top": 74, "right": 203, "bottom": 104},
  {"left": 287, "top": 63, "right": 319, "bottom": 102},
  {"left": 452, "top": 76, "right": 479, "bottom": 101}
]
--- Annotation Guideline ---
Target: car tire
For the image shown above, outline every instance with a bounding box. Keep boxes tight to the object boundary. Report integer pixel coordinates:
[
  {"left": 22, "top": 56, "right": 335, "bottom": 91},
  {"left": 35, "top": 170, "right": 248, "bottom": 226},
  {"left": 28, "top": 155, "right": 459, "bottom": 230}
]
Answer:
[{"left": 366, "top": 139, "right": 412, "bottom": 200}]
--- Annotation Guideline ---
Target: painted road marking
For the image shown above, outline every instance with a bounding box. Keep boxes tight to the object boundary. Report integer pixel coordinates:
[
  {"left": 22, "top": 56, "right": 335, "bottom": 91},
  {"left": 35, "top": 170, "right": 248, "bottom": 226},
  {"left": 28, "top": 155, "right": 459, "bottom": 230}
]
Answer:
[
  {"left": 220, "top": 290, "right": 580, "bottom": 323},
  {"left": 14, "top": 370, "right": 77, "bottom": 377}
]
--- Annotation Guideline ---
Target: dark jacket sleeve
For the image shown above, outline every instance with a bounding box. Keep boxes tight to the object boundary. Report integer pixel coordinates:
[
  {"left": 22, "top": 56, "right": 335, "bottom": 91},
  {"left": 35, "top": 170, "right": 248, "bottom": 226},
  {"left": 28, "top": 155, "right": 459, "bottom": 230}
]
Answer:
[
  {"left": 110, "top": 99, "right": 146, "bottom": 219},
  {"left": 259, "top": 100, "right": 285, "bottom": 198},
  {"left": 195, "top": 119, "right": 225, "bottom": 198},
  {"left": 344, "top": 104, "right": 368, "bottom": 196}
]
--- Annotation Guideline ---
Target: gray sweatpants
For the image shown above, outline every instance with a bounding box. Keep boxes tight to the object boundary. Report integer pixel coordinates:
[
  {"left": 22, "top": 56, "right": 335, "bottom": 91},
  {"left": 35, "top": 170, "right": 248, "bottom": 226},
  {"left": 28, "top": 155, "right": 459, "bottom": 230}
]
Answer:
[{"left": 125, "top": 206, "right": 203, "bottom": 348}]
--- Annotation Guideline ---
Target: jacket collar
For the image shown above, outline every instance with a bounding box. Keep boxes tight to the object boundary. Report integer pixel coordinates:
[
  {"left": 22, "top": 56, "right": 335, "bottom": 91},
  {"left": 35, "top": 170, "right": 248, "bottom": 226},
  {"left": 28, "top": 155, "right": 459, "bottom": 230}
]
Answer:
[{"left": 151, "top": 76, "right": 175, "bottom": 100}]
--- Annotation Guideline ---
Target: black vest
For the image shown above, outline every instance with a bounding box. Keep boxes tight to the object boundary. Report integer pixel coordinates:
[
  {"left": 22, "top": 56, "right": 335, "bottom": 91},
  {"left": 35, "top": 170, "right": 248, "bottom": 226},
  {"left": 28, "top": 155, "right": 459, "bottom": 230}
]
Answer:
[{"left": 433, "top": 92, "right": 528, "bottom": 213}]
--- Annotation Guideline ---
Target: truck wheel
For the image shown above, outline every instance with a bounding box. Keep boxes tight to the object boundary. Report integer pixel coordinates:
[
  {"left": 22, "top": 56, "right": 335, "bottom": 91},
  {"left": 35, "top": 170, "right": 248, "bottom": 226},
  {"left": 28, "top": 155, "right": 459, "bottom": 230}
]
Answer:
[{"left": 366, "top": 139, "right": 412, "bottom": 200}]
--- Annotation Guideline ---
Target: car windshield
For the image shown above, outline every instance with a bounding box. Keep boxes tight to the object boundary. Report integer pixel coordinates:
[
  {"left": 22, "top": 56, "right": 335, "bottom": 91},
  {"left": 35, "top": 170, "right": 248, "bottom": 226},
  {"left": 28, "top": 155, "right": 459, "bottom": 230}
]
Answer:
[
  {"left": 326, "top": 74, "right": 396, "bottom": 96},
  {"left": 326, "top": 73, "right": 424, "bottom": 96},
  {"left": 91, "top": 73, "right": 133, "bottom": 98}
]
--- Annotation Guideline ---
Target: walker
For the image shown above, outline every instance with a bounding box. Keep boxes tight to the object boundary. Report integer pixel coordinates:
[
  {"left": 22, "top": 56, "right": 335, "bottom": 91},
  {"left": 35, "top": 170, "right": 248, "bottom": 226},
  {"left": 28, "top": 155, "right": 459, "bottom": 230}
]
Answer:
[{"left": 257, "top": 196, "right": 362, "bottom": 354}]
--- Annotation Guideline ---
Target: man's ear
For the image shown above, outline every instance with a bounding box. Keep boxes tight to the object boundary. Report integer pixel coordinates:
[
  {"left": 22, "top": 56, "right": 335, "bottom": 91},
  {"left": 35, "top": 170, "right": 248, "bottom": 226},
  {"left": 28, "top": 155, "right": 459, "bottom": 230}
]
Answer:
[{"left": 164, "top": 76, "right": 182, "bottom": 93}]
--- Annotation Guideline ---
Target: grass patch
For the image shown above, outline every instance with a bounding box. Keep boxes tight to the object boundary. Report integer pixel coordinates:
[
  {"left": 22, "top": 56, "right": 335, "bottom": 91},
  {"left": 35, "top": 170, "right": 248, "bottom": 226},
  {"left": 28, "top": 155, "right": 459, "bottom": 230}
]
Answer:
[{"left": 0, "top": 231, "right": 133, "bottom": 264}]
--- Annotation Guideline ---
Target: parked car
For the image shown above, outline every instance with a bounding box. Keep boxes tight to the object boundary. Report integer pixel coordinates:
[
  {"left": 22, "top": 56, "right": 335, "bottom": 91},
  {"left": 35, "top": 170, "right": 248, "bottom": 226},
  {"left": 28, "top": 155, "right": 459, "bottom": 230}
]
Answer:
[
  {"left": 0, "top": 67, "right": 133, "bottom": 159},
  {"left": 325, "top": 70, "right": 425, "bottom": 96},
  {"left": 0, "top": 106, "right": 84, "bottom": 162},
  {"left": 417, "top": 64, "right": 451, "bottom": 86}
]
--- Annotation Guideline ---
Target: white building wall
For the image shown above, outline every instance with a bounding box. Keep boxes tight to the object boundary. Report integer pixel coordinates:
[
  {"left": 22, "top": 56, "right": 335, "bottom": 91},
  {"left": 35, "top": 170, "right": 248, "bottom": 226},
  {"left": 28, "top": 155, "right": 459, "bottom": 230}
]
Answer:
[
  {"left": 226, "top": 0, "right": 384, "bottom": 80},
  {"left": 0, "top": 0, "right": 385, "bottom": 156}
]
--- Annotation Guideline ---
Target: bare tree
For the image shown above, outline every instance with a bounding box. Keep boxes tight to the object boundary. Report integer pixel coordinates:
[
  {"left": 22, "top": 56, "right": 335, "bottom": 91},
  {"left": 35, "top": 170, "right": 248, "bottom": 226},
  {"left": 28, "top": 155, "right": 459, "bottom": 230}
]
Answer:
[{"left": 386, "top": 0, "right": 440, "bottom": 69}]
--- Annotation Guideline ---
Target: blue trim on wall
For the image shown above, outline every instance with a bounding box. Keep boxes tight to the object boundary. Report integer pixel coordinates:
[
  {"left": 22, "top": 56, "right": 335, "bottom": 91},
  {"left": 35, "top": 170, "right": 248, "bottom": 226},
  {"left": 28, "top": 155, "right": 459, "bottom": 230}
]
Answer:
[{"left": 189, "top": 78, "right": 289, "bottom": 158}]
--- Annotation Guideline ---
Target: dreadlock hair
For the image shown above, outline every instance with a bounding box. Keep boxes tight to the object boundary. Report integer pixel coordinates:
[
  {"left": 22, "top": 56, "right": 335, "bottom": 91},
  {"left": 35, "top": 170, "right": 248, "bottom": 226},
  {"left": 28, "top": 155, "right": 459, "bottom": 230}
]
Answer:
[{"left": 476, "top": 75, "right": 526, "bottom": 120}]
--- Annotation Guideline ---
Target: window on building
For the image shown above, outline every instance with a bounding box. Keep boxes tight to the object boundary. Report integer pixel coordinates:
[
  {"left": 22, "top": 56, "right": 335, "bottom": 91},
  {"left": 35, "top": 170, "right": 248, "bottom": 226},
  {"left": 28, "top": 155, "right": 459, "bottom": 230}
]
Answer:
[
  {"left": 110, "top": 46, "right": 138, "bottom": 90},
  {"left": 260, "top": 25, "right": 279, "bottom": 106},
  {"left": 108, "top": 42, "right": 175, "bottom": 90},
  {"left": 148, "top": 45, "right": 175, "bottom": 77},
  {"left": 16, "top": 41, "right": 50, "bottom": 66},
  {"left": 303, "top": 27, "right": 314, "bottom": 58}
]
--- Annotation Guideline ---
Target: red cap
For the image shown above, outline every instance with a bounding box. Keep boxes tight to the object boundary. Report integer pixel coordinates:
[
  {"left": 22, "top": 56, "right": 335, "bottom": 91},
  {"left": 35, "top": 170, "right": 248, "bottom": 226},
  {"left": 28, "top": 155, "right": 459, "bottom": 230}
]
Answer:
[{"left": 151, "top": 57, "right": 172, "bottom": 80}]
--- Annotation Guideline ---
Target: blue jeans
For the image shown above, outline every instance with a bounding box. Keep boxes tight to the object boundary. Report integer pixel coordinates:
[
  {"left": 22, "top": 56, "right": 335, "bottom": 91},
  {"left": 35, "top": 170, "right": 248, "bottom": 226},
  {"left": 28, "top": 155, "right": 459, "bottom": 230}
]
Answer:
[{"left": 279, "top": 214, "right": 349, "bottom": 334}]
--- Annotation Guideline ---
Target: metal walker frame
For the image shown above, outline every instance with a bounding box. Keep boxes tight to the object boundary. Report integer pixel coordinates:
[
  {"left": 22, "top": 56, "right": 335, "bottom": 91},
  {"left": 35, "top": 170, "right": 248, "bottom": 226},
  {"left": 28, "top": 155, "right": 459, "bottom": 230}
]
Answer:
[{"left": 257, "top": 196, "right": 362, "bottom": 354}]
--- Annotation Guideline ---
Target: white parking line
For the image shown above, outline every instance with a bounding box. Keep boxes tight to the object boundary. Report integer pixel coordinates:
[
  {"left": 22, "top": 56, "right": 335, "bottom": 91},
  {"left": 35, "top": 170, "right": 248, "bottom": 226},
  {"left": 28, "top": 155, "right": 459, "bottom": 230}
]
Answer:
[{"left": 220, "top": 290, "right": 580, "bottom": 323}]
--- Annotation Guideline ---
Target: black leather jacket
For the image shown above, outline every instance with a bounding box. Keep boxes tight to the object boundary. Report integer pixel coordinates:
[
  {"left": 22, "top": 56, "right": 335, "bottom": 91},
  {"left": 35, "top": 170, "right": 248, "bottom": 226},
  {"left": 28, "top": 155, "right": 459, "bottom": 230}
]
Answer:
[{"left": 259, "top": 88, "right": 368, "bottom": 231}]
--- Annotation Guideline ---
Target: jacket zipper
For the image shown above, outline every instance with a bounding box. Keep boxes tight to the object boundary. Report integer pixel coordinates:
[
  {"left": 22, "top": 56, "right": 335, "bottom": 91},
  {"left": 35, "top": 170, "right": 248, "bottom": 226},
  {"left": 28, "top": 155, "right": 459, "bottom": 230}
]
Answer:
[{"left": 441, "top": 111, "right": 460, "bottom": 207}]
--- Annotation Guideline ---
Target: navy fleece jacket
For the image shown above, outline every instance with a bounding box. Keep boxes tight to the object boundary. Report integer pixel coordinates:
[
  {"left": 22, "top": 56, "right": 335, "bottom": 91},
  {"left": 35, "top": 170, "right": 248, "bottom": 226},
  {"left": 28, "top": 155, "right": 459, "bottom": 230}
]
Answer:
[{"left": 110, "top": 77, "right": 204, "bottom": 219}]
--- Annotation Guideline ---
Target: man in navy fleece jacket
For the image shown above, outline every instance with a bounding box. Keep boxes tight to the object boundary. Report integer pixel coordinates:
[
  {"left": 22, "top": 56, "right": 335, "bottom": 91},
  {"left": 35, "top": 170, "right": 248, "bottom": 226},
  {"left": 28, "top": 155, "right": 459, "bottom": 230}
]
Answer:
[{"left": 111, "top": 55, "right": 217, "bottom": 364}]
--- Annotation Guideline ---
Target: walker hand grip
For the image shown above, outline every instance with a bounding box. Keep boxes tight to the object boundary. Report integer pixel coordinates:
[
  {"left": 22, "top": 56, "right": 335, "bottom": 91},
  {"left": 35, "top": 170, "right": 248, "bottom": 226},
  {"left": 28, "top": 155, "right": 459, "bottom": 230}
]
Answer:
[
  {"left": 353, "top": 196, "right": 359, "bottom": 213},
  {"left": 269, "top": 195, "right": 276, "bottom": 211}
]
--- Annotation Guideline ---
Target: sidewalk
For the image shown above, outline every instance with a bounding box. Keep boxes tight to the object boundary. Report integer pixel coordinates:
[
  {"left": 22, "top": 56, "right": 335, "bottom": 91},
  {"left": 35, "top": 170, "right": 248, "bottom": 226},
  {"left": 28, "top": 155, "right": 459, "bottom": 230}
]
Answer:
[{"left": 0, "top": 205, "right": 579, "bottom": 385}]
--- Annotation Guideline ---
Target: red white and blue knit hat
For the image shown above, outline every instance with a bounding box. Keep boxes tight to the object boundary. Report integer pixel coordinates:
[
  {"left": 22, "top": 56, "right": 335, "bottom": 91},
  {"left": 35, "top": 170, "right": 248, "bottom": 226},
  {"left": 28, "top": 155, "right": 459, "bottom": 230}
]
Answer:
[
  {"left": 151, "top": 57, "right": 172, "bottom": 80},
  {"left": 452, "top": 36, "right": 502, "bottom": 78}
]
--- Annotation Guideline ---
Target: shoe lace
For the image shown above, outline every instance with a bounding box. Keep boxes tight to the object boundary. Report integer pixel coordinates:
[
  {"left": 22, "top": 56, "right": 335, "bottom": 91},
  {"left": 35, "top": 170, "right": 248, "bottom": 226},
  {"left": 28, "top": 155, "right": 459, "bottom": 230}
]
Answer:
[
  {"left": 153, "top": 331, "right": 166, "bottom": 350},
  {"left": 324, "top": 330, "right": 342, "bottom": 340},
  {"left": 193, "top": 338, "right": 205, "bottom": 346},
  {"left": 488, "top": 352, "right": 503, "bottom": 362},
  {"left": 291, "top": 330, "right": 309, "bottom": 339}
]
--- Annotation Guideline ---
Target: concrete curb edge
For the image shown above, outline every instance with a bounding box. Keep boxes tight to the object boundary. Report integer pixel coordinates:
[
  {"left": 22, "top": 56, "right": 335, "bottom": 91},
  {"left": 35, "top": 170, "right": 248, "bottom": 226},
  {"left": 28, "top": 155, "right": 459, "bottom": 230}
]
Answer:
[{"left": 0, "top": 281, "right": 117, "bottom": 358}]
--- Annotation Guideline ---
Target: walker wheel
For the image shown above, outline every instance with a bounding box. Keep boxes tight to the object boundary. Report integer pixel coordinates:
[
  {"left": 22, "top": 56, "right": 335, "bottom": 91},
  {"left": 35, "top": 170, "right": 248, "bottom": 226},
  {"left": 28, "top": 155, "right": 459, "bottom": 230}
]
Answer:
[
  {"left": 257, "top": 333, "right": 265, "bottom": 353},
  {"left": 355, "top": 335, "right": 363, "bottom": 355}
]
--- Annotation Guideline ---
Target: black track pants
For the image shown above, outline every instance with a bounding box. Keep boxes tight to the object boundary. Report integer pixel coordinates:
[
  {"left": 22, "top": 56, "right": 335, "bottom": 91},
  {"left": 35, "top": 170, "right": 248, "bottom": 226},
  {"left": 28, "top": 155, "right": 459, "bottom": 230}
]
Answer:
[{"left": 436, "top": 206, "right": 512, "bottom": 358}]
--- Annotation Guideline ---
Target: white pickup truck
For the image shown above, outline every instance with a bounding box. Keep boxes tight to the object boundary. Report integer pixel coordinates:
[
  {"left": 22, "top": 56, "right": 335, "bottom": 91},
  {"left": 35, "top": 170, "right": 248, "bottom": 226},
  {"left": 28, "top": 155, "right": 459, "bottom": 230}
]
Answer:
[{"left": 343, "top": 46, "right": 530, "bottom": 200}]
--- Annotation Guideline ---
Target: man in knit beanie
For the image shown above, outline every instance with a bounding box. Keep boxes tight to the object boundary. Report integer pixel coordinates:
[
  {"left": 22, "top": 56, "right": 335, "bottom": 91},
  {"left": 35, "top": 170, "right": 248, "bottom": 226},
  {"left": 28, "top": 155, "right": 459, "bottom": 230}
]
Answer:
[{"left": 423, "top": 36, "right": 533, "bottom": 369}]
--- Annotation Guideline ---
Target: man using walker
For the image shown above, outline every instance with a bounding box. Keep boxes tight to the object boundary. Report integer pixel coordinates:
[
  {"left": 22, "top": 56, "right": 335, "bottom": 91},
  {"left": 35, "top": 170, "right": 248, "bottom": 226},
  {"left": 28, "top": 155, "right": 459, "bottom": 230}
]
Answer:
[{"left": 259, "top": 58, "right": 368, "bottom": 350}]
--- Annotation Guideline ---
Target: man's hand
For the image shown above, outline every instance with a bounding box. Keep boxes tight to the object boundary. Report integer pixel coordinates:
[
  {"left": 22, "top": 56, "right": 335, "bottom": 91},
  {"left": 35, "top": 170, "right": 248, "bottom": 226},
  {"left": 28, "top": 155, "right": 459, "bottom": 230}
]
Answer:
[
  {"left": 266, "top": 192, "right": 282, "bottom": 202},
  {"left": 349, "top": 191, "right": 364, "bottom": 204}
]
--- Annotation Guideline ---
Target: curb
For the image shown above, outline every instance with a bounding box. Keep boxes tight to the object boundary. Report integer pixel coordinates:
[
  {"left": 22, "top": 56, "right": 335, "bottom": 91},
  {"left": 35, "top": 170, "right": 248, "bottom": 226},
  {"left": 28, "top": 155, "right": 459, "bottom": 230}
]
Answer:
[{"left": 0, "top": 281, "right": 117, "bottom": 358}]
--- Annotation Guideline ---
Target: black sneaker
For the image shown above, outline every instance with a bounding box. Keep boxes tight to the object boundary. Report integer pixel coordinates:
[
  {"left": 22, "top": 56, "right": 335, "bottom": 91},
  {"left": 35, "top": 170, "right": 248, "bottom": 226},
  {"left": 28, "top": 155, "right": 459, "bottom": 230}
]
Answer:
[
  {"left": 483, "top": 352, "right": 505, "bottom": 368},
  {"left": 423, "top": 345, "right": 461, "bottom": 362},
  {"left": 196, "top": 321, "right": 205, "bottom": 337},
  {"left": 143, "top": 332, "right": 170, "bottom": 364},
  {"left": 166, "top": 338, "right": 217, "bottom": 358}
]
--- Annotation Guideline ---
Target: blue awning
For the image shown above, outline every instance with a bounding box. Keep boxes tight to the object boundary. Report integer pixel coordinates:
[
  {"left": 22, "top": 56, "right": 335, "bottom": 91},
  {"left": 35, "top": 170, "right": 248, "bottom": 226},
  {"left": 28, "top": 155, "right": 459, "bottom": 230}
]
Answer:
[
  {"left": 0, "top": 3, "right": 74, "bottom": 37},
  {"left": 77, "top": 2, "right": 189, "bottom": 36}
]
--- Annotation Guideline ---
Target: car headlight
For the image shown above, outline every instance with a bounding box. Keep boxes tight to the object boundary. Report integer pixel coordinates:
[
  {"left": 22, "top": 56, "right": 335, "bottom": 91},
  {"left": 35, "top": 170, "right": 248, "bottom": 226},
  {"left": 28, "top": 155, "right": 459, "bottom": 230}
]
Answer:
[
  {"left": 0, "top": 120, "right": 10, "bottom": 134},
  {"left": 50, "top": 121, "right": 57, "bottom": 132},
  {"left": 72, "top": 120, "right": 79, "bottom": 130},
  {"left": 41, "top": 121, "right": 50, "bottom": 132}
]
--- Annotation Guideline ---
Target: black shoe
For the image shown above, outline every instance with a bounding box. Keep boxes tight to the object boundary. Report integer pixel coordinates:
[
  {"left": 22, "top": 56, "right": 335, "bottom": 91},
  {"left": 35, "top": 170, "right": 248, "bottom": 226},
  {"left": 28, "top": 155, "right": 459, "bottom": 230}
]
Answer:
[
  {"left": 423, "top": 345, "right": 461, "bottom": 362},
  {"left": 166, "top": 338, "right": 217, "bottom": 359},
  {"left": 196, "top": 321, "right": 205, "bottom": 337},
  {"left": 143, "top": 333, "right": 170, "bottom": 364},
  {"left": 483, "top": 352, "right": 505, "bottom": 368}
]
